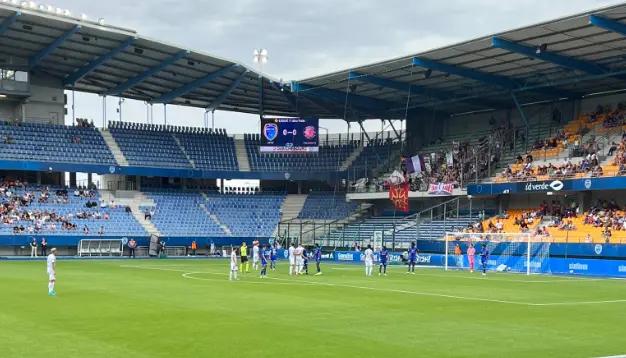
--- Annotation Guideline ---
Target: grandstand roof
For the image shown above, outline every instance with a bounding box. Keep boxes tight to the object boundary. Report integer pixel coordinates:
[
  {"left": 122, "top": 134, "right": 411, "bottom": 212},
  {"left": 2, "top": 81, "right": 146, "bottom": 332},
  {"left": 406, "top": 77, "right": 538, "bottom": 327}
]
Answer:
[
  {"left": 293, "top": 2, "right": 626, "bottom": 119},
  {"left": 5, "top": 3, "right": 626, "bottom": 121},
  {"left": 0, "top": 2, "right": 302, "bottom": 117}
]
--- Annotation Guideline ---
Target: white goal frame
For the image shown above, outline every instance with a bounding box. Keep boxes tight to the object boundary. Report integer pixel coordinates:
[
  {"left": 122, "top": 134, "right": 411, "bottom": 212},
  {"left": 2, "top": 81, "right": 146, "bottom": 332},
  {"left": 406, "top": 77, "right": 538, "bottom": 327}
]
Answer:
[{"left": 444, "top": 232, "right": 534, "bottom": 275}]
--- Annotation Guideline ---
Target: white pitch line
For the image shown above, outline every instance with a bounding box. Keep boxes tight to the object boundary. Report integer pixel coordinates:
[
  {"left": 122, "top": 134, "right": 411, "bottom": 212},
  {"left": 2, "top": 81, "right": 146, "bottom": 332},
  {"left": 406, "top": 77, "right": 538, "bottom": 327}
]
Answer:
[
  {"left": 329, "top": 266, "right": 609, "bottom": 283},
  {"left": 530, "top": 299, "right": 626, "bottom": 306},
  {"left": 121, "top": 265, "right": 626, "bottom": 307},
  {"left": 182, "top": 272, "right": 314, "bottom": 286}
]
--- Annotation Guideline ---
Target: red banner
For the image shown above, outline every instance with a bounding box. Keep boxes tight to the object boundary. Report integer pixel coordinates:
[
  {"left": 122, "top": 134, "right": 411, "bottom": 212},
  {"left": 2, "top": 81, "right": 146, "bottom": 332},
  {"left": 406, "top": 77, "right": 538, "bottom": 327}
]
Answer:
[{"left": 389, "top": 182, "right": 409, "bottom": 212}]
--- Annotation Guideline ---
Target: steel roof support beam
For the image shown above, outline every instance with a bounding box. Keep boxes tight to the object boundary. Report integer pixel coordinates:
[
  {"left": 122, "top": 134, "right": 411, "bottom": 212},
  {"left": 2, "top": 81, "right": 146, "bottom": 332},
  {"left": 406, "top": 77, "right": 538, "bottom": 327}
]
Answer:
[
  {"left": 152, "top": 64, "right": 238, "bottom": 104},
  {"left": 348, "top": 70, "right": 507, "bottom": 109},
  {"left": 295, "top": 90, "right": 392, "bottom": 120},
  {"left": 64, "top": 37, "right": 135, "bottom": 86},
  {"left": 291, "top": 81, "right": 399, "bottom": 112},
  {"left": 492, "top": 36, "right": 607, "bottom": 75},
  {"left": 271, "top": 82, "right": 305, "bottom": 116},
  {"left": 412, "top": 57, "right": 579, "bottom": 99},
  {"left": 106, "top": 50, "right": 188, "bottom": 96},
  {"left": 387, "top": 119, "right": 402, "bottom": 141},
  {"left": 206, "top": 70, "right": 248, "bottom": 111},
  {"left": 0, "top": 12, "right": 20, "bottom": 36},
  {"left": 358, "top": 121, "right": 371, "bottom": 141},
  {"left": 589, "top": 15, "right": 626, "bottom": 37},
  {"left": 413, "top": 57, "right": 517, "bottom": 89},
  {"left": 29, "top": 25, "right": 80, "bottom": 70}
]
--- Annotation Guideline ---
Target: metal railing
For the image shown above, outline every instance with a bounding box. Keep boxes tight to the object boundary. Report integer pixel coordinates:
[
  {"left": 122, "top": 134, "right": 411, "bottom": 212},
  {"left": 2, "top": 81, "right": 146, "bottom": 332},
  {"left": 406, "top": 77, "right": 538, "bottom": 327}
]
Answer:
[
  {"left": 314, "top": 197, "right": 478, "bottom": 250},
  {"left": 275, "top": 202, "right": 372, "bottom": 246}
]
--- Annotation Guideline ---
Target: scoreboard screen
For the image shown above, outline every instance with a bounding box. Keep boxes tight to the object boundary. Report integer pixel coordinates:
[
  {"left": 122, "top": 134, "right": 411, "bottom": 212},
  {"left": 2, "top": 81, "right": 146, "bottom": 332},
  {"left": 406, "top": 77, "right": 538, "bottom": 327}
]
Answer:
[{"left": 260, "top": 117, "right": 319, "bottom": 153}]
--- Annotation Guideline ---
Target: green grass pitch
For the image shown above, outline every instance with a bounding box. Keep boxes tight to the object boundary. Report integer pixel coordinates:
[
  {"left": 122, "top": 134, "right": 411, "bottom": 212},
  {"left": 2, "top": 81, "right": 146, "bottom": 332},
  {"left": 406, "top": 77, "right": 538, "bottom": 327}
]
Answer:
[{"left": 2, "top": 259, "right": 626, "bottom": 358}]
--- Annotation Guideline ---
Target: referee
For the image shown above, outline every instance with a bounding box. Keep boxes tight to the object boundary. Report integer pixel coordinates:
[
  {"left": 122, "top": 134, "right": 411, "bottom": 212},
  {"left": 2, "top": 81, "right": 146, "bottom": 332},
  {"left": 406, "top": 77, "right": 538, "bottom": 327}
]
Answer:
[{"left": 239, "top": 242, "right": 249, "bottom": 273}]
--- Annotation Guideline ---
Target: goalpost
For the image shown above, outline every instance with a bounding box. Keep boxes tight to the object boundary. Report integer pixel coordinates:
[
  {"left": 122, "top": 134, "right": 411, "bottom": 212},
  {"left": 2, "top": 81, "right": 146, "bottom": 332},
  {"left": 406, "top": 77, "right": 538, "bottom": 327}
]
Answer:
[{"left": 444, "top": 232, "right": 551, "bottom": 275}]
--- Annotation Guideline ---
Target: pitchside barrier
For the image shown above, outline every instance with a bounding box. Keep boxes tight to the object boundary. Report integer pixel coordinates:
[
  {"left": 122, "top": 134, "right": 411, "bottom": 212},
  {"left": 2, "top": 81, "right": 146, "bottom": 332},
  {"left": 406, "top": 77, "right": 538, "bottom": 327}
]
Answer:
[{"left": 318, "top": 250, "right": 626, "bottom": 278}]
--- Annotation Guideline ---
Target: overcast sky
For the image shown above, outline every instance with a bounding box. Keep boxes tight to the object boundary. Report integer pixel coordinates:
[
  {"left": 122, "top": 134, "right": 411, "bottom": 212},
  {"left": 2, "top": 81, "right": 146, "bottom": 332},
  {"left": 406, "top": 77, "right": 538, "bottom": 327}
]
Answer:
[{"left": 52, "top": 0, "right": 624, "bottom": 133}]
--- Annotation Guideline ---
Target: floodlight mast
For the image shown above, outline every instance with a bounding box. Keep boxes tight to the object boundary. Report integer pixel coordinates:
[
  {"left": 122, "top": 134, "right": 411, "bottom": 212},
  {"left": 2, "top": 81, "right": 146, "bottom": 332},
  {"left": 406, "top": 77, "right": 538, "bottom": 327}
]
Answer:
[{"left": 253, "top": 48, "right": 268, "bottom": 120}]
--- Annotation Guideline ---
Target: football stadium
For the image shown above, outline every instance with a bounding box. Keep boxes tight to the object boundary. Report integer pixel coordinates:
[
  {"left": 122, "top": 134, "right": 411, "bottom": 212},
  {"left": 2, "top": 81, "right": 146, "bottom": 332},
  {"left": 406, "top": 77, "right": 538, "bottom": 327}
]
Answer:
[{"left": 3, "top": 1, "right": 626, "bottom": 357}]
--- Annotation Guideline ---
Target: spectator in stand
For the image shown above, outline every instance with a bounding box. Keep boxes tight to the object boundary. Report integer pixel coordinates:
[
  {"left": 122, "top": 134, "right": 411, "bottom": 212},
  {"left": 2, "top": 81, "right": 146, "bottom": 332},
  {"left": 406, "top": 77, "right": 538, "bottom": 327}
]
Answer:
[
  {"left": 495, "top": 219, "right": 504, "bottom": 233},
  {"left": 603, "top": 226, "right": 612, "bottom": 243}
]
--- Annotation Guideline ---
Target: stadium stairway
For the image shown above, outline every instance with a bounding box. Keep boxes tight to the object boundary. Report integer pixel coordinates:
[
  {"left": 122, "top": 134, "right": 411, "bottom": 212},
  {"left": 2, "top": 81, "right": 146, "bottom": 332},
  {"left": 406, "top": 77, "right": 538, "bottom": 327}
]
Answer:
[
  {"left": 99, "top": 128, "right": 129, "bottom": 166},
  {"left": 234, "top": 138, "right": 251, "bottom": 171},
  {"left": 280, "top": 194, "right": 308, "bottom": 221},
  {"left": 171, "top": 134, "right": 196, "bottom": 169},
  {"left": 101, "top": 190, "right": 160, "bottom": 236},
  {"left": 199, "top": 192, "right": 232, "bottom": 235},
  {"left": 340, "top": 145, "right": 365, "bottom": 171}
]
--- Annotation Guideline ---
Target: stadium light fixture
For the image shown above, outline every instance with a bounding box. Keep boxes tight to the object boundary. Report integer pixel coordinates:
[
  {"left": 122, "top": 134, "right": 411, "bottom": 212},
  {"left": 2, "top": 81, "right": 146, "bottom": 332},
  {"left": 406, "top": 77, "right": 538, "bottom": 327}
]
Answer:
[
  {"left": 536, "top": 43, "right": 548, "bottom": 54},
  {"left": 253, "top": 48, "right": 268, "bottom": 64},
  {"left": 253, "top": 48, "right": 268, "bottom": 78}
]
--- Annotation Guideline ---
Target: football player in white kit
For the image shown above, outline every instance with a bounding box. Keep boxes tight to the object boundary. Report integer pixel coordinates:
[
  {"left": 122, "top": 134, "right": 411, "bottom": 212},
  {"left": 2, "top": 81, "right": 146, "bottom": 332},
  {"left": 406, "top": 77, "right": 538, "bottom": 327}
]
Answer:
[
  {"left": 229, "top": 248, "right": 239, "bottom": 281},
  {"left": 252, "top": 241, "right": 260, "bottom": 271},
  {"left": 295, "top": 244, "right": 305, "bottom": 275},
  {"left": 364, "top": 244, "right": 374, "bottom": 277},
  {"left": 288, "top": 243, "right": 296, "bottom": 275},
  {"left": 47, "top": 248, "right": 57, "bottom": 296}
]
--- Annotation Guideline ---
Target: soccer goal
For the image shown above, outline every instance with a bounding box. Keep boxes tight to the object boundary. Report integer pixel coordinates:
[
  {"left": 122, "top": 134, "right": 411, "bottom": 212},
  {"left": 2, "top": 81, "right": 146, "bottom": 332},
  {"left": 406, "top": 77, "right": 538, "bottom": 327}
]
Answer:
[{"left": 443, "top": 232, "right": 551, "bottom": 275}]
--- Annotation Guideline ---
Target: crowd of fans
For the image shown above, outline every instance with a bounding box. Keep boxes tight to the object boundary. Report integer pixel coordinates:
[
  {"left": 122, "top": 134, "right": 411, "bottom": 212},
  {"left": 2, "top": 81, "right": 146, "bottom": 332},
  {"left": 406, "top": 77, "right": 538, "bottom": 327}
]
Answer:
[
  {"left": 583, "top": 199, "right": 623, "bottom": 242},
  {"left": 501, "top": 154, "right": 604, "bottom": 181},
  {"left": 402, "top": 121, "right": 511, "bottom": 191},
  {"left": 0, "top": 180, "right": 112, "bottom": 235},
  {"left": 75, "top": 118, "right": 94, "bottom": 128},
  {"left": 531, "top": 129, "right": 568, "bottom": 151},
  {"left": 598, "top": 105, "right": 626, "bottom": 128}
]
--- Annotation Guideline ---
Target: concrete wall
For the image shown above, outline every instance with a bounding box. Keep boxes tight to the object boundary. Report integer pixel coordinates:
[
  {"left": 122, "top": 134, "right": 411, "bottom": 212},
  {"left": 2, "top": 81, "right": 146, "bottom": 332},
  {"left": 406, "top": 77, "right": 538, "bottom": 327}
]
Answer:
[
  {"left": 0, "top": 99, "right": 19, "bottom": 120},
  {"left": 23, "top": 74, "right": 65, "bottom": 124}
]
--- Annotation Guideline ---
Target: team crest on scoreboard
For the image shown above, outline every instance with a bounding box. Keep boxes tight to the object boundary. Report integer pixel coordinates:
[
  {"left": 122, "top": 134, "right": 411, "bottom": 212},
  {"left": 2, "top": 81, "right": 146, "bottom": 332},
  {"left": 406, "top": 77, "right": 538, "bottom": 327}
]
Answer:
[
  {"left": 263, "top": 123, "right": 278, "bottom": 141},
  {"left": 303, "top": 125, "right": 317, "bottom": 140}
]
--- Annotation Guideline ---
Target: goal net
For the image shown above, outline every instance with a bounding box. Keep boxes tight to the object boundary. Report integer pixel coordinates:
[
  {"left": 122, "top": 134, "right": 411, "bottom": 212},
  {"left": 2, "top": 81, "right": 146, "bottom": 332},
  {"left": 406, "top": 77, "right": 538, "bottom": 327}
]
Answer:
[{"left": 443, "top": 232, "right": 551, "bottom": 275}]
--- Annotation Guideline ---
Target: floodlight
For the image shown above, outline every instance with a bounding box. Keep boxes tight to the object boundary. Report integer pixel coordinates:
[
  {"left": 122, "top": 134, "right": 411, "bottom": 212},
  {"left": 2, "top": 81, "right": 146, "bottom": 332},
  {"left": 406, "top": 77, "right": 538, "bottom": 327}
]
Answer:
[
  {"left": 253, "top": 48, "right": 268, "bottom": 64},
  {"left": 536, "top": 43, "right": 548, "bottom": 54}
]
